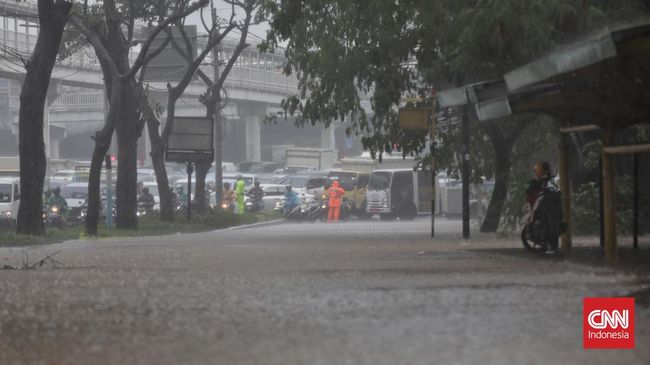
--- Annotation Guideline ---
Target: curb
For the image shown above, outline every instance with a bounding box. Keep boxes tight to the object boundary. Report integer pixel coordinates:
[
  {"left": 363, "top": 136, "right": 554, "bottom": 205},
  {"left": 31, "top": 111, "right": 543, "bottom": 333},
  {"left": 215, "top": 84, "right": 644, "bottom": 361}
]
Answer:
[{"left": 214, "top": 219, "right": 285, "bottom": 232}]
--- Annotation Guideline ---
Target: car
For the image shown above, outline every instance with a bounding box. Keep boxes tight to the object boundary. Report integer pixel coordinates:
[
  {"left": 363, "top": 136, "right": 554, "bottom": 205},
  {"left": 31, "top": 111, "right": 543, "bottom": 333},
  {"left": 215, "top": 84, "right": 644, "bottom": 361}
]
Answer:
[
  {"left": 49, "top": 169, "right": 75, "bottom": 190},
  {"left": 222, "top": 172, "right": 256, "bottom": 188},
  {"left": 165, "top": 165, "right": 186, "bottom": 184},
  {"left": 277, "top": 172, "right": 328, "bottom": 197},
  {"left": 237, "top": 161, "right": 264, "bottom": 173},
  {"left": 0, "top": 177, "right": 20, "bottom": 230},
  {"left": 246, "top": 184, "right": 288, "bottom": 211},
  {"left": 60, "top": 182, "right": 92, "bottom": 223},
  {"left": 137, "top": 168, "right": 156, "bottom": 183}
]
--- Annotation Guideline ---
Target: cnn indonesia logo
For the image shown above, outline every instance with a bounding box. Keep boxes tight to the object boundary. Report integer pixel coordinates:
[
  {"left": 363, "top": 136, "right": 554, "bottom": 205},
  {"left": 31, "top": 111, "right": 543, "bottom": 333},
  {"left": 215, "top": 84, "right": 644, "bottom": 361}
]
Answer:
[{"left": 583, "top": 297, "right": 635, "bottom": 349}]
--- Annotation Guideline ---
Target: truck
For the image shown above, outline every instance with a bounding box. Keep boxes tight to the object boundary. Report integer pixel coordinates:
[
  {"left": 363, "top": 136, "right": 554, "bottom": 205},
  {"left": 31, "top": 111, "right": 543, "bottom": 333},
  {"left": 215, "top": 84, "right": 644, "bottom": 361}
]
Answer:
[
  {"left": 340, "top": 152, "right": 417, "bottom": 173},
  {"left": 0, "top": 157, "right": 19, "bottom": 178},
  {"left": 365, "top": 169, "right": 435, "bottom": 220},
  {"left": 285, "top": 148, "right": 338, "bottom": 170}
]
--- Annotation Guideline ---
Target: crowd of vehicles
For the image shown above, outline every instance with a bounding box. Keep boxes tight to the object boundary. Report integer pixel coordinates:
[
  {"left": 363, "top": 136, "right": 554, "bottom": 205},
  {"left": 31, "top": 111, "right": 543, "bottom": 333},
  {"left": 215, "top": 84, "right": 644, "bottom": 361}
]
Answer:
[{"left": 1, "top": 154, "right": 472, "bottom": 232}]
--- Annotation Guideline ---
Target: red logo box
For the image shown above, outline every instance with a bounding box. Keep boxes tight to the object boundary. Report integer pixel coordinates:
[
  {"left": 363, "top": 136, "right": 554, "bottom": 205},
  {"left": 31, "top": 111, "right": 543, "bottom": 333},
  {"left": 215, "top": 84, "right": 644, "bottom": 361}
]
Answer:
[{"left": 583, "top": 297, "right": 635, "bottom": 349}]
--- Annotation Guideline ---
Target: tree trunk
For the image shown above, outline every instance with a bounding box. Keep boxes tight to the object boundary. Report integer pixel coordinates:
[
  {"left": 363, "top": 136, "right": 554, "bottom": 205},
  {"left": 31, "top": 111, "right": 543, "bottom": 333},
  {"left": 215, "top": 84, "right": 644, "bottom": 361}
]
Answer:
[
  {"left": 16, "top": 0, "right": 72, "bottom": 235},
  {"left": 146, "top": 113, "right": 174, "bottom": 221},
  {"left": 146, "top": 88, "right": 182, "bottom": 221},
  {"left": 85, "top": 75, "right": 120, "bottom": 235},
  {"left": 479, "top": 120, "right": 527, "bottom": 233},
  {"left": 115, "top": 86, "right": 139, "bottom": 229},
  {"left": 86, "top": 130, "right": 113, "bottom": 235},
  {"left": 194, "top": 162, "right": 210, "bottom": 211}
]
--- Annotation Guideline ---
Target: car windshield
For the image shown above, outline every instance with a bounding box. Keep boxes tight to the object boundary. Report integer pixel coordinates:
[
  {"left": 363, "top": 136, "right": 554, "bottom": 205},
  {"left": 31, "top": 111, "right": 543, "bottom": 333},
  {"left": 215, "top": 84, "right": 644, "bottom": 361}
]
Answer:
[
  {"left": 283, "top": 177, "right": 306, "bottom": 189},
  {"left": 144, "top": 185, "right": 159, "bottom": 196},
  {"left": 61, "top": 185, "right": 88, "bottom": 199},
  {"left": 52, "top": 172, "right": 73, "bottom": 179},
  {"left": 138, "top": 173, "right": 154, "bottom": 180},
  {"left": 0, "top": 184, "right": 11, "bottom": 202},
  {"left": 369, "top": 172, "right": 391, "bottom": 190}
]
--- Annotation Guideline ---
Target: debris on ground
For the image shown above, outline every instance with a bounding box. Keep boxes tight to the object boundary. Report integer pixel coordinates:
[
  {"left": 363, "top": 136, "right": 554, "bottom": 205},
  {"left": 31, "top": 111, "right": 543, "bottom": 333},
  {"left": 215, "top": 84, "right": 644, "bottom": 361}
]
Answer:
[{"left": 1, "top": 251, "right": 63, "bottom": 270}]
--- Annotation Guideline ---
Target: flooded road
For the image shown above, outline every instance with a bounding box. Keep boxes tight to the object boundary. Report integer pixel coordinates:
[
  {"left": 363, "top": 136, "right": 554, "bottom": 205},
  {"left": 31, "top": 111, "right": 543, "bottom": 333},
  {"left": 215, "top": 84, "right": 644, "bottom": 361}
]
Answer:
[{"left": 1, "top": 218, "right": 648, "bottom": 364}]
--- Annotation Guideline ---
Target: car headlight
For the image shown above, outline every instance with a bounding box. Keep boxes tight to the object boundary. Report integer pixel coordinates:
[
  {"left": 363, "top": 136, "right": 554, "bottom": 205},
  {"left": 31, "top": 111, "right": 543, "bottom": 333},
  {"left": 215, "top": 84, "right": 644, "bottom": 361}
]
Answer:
[{"left": 2, "top": 211, "right": 11, "bottom": 217}]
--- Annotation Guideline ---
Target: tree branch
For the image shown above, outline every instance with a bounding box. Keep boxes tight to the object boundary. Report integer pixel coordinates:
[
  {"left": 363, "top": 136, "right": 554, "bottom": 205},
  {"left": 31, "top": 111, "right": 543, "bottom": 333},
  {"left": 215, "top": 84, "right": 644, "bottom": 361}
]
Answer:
[
  {"left": 123, "top": 0, "right": 209, "bottom": 80},
  {"left": 68, "top": 14, "right": 121, "bottom": 76}
]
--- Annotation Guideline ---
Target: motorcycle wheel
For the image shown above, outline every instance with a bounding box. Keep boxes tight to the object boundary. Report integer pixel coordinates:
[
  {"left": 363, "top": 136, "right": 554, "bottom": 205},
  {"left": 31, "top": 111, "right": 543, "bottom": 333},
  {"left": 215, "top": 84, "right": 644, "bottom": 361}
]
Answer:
[{"left": 521, "top": 225, "right": 547, "bottom": 252}]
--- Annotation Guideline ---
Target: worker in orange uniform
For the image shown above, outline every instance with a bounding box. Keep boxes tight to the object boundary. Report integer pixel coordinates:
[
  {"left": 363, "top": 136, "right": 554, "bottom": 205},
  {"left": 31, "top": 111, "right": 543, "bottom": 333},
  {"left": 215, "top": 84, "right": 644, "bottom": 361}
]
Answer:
[{"left": 327, "top": 180, "right": 345, "bottom": 223}]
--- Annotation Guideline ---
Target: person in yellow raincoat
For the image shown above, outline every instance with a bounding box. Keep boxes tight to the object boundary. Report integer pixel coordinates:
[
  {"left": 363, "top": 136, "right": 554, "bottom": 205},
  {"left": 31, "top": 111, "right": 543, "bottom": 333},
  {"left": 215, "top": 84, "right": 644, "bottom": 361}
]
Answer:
[{"left": 235, "top": 175, "right": 246, "bottom": 215}]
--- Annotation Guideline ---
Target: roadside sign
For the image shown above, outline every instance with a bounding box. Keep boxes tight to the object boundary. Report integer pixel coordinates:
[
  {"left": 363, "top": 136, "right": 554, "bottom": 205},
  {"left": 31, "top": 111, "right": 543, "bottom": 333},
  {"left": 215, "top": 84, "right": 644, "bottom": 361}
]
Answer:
[
  {"left": 165, "top": 116, "right": 214, "bottom": 163},
  {"left": 398, "top": 107, "right": 431, "bottom": 129}
]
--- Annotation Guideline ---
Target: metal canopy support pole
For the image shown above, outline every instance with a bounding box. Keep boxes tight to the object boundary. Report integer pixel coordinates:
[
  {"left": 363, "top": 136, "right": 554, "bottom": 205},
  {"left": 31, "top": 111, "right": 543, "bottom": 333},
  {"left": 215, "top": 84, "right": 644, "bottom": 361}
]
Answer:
[
  {"left": 598, "top": 157, "right": 604, "bottom": 247},
  {"left": 602, "top": 127, "right": 617, "bottom": 259},
  {"left": 430, "top": 96, "right": 436, "bottom": 239},
  {"left": 461, "top": 107, "right": 470, "bottom": 239},
  {"left": 633, "top": 153, "right": 639, "bottom": 249},
  {"left": 187, "top": 162, "right": 193, "bottom": 220},
  {"left": 559, "top": 133, "right": 571, "bottom": 250}
]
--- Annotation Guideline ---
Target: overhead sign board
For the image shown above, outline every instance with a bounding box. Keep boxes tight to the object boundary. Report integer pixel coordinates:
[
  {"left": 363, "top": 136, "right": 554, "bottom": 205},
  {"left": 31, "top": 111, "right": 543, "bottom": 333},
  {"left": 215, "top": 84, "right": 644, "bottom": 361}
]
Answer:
[
  {"left": 143, "top": 25, "right": 198, "bottom": 82},
  {"left": 398, "top": 108, "right": 431, "bottom": 129},
  {"left": 165, "top": 116, "right": 214, "bottom": 163}
]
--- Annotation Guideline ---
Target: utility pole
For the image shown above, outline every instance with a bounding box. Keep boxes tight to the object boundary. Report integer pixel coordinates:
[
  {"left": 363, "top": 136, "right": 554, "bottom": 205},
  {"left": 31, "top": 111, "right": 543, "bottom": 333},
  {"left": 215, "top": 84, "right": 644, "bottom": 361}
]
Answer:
[{"left": 461, "top": 106, "right": 470, "bottom": 239}]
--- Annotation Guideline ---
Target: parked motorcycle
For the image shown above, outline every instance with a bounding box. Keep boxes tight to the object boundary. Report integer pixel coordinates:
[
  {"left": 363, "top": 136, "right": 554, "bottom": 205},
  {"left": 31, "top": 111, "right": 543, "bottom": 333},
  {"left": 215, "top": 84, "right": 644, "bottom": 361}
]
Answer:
[
  {"left": 520, "top": 180, "right": 564, "bottom": 253},
  {"left": 274, "top": 197, "right": 321, "bottom": 222},
  {"left": 274, "top": 201, "right": 303, "bottom": 220}
]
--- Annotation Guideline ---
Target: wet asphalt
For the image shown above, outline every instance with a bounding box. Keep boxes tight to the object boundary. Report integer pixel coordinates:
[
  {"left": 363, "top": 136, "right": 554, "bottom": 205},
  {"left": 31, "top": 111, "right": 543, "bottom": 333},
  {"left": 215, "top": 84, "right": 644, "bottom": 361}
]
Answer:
[{"left": 0, "top": 217, "right": 649, "bottom": 365}]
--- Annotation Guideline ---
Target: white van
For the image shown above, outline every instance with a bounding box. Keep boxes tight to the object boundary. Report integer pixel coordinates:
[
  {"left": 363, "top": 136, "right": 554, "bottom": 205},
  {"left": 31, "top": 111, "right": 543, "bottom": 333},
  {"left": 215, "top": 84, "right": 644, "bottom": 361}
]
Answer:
[
  {"left": 365, "top": 169, "right": 433, "bottom": 220},
  {"left": 0, "top": 178, "right": 20, "bottom": 225}
]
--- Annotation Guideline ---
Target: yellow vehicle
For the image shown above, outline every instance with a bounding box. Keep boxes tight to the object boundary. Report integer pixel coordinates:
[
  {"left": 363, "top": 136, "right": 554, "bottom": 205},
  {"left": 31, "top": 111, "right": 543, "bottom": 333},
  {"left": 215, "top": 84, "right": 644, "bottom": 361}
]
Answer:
[{"left": 326, "top": 171, "right": 370, "bottom": 218}]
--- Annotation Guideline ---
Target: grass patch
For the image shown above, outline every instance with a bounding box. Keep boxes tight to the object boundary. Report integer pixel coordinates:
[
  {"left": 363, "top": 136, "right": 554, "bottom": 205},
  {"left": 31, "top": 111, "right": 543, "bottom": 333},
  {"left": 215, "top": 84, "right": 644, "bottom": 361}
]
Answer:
[{"left": 0, "top": 210, "right": 281, "bottom": 248}]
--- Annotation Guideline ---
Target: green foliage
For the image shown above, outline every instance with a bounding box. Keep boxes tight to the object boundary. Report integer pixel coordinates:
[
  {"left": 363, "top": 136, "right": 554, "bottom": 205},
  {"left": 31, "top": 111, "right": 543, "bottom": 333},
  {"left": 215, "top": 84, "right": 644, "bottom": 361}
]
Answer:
[
  {"left": 572, "top": 181, "right": 600, "bottom": 235},
  {"left": 572, "top": 176, "right": 638, "bottom": 236},
  {"left": 264, "top": 1, "right": 650, "bottom": 232},
  {"left": 497, "top": 116, "right": 560, "bottom": 232}
]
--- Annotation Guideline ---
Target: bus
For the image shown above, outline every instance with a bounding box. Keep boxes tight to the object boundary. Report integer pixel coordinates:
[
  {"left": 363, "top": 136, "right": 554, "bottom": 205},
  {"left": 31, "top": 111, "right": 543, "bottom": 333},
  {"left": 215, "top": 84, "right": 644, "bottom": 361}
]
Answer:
[{"left": 365, "top": 169, "right": 433, "bottom": 220}]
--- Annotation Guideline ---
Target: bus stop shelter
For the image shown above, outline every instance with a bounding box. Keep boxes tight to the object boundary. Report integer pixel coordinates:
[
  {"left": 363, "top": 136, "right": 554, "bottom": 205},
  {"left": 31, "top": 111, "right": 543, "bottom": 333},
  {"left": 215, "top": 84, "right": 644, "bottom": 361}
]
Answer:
[{"left": 436, "top": 23, "right": 650, "bottom": 258}]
